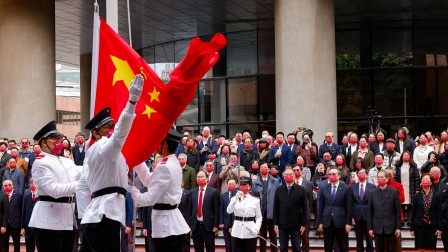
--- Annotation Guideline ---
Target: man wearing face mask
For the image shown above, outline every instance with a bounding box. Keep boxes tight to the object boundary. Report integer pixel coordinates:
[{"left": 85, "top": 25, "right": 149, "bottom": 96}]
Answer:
[
  {"left": 72, "top": 132, "right": 86, "bottom": 166},
  {"left": 240, "top": 138, "right": 259, "bottom": 172},
  {"left": 179, "top": 153, "right": 197, "bottom": 190},
  {"left": 317, "top": 168, "right": 352, "bottom": 252},
  {"left": 77, "top": 74, "right": 144, "bottom": 251},
  {"left": 29, "top": 120, "right": 82, "bottom": 252},
  {"left": 382, "top": 138, "right": 400, "bottom": 169},
  {"left": 342, "top": 133, "right": 358, "bottom": 167},
  {"left": 318, "top": 132, "right": 342, "bottom": 163},
  {"left": 8, "top": 148, "right": 28, "bottom": 187},
  {"left": 252, "top": 163, "right": 281, "bottom": 252},
  {"left": 428, "top": 165, "right": 448, "bottom": 250},
  {"left": 0, "top": 142, "right": 11, "bottom": 170},
  {"left": 367, "top": 170, "right": 401, "bottom": 252},
  {"left": 220, "top": 179, "right": 236, "bottom": 252},
  {"left": 268, "top": 132, "right": 294, "bottom": 174},
  {"left": 1, "top": 179, "right": 22, "bottom": 252},
  {"left": 292, "top": 165, "right": 313, "bottom": 252},
  {"left": 273, "top": 167, "right": 308, "bottom": 252},
  {"left": 349, "top": 169, "right": 374, "bottom": 252},
  {"left": 367, "top": 153, "right": 385, "bottom": 186},
  {"left": 189, "top": 171, "right": 220, "bottom": 252},
  {"left": 21, "top": 179, "right": 38, "bottom": 252},
  {"left": 19, "top": 138, "right": 35, "bottom": 168},
  {"left": 3, "top": 157, "right": 25, "bottom": 194}
]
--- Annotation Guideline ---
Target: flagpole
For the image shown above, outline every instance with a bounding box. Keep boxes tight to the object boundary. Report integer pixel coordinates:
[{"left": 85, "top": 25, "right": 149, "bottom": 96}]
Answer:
[{"left": 126, "top": 0, "right": 133, "bottom": 48}]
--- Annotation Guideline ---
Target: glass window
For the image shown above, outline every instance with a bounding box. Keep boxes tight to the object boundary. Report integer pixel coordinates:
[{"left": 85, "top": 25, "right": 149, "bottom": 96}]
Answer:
[
  {"left": 228, "top": 77, "right": 258, "bottom": 122},
  {"left": 226, "top": 31, "right": 258, "bottom": 76},
  {"left": 199, "top": 80, "right": 226, "bottom": 124}
]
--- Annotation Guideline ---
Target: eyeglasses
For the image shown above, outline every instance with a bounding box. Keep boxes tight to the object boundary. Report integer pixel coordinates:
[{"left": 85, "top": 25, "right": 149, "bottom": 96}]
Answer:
[
  {"left": 328, "top": 173, "right": 338, "bottom": 176},
  {"left": 21, "top": 142, "right": 28, "bottom": 144},
  {"left": 206, "top": 164, "right": 213, "bottom": 167},
  {"left": 293, "top": 169, "right": 301, "bottom": 171}
]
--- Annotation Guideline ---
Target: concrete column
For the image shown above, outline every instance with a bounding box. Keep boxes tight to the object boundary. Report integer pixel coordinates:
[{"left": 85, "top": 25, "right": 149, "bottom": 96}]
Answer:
[
  {"left": 80, "top": 53, "right": 92, "bottom": 136},
  {"left": 0, "top": 0, "right": 55, "bottom": 141},
  {"left": 275, "top": 0, "right": 337, "bottom": 144},
  {"left": 106, "top": 0, "right": 118, "bottom": 32}
]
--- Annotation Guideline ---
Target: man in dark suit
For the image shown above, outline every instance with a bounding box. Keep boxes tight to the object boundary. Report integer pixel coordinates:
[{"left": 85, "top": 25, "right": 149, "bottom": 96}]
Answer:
[
  {"left": 317, "top": 168, "right": 352, "bottom": 252},
  {"left": 273, "top": 167, "right": 308, "bottom": 252},
  {"left": 190, "top": 171, "right": 220, "bottom": 252},
  {"left": 293, "top": 166, "right": 313, "bottom": 252},
  {"left": 21, "top": 179, "right": 38, "bottom": 252},
  {"left": 349, "top": 169, "right": 374, "bottom": 252},
  {"left": 219, "top": 179, "right": 236, "bottom": 252},
  {"left": 286, "top": 133, "right": 299, "bottom": 163},
  {"left": 429, "top": 165, "right": 448, "bottom": 250},
  {"left": 0, "top": 142, "right": 11, "bottom": 170},
  {"left": 204, "top": 161, "right": 222, "bottom": 194},
  {"left": 71, "top": 132, "right": 86, "bottom": 166},
  {"left": 197, "top": 126, "right": 218, "bottom": 166},
  {"left": 318, "top": 132, "right": 342, "bottom": 162},
  {"left": 1, "top": 180, "right": 22, "bottom": 252},
  {"left": 178, "top": 184, "right": 191, "bottom": 252},
  {"left": 342, "top": 133, "right": 358, "bottom": 166},
  {"left": 368, "top": 170, "right": 401, "bottom": 252},
  {"left": 268, "top": 132, "right": 294, "bottom": 173}
]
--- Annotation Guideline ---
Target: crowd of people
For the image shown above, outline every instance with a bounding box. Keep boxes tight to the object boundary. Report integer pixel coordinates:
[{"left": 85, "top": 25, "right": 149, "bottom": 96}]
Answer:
[
  {"left": 1, "top": 74, "right": 448, "bottom": 252},
  {"left": 1, "top": 121, "right": 448, "bottom": 252}
]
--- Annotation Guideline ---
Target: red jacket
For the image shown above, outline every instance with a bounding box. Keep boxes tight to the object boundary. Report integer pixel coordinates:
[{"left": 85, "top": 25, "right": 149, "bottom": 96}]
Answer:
[{"left": 387, "top": 179, "right": 405, "bottom": 220}]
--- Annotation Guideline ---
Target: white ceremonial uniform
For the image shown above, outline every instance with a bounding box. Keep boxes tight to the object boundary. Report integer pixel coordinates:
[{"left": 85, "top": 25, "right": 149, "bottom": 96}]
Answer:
[
  {"left": 29, "top": 152, "right": 82, "bottom": 230},
  {"left": 133, "top": 154, "right": 190, "bottom": 238},
  {"left": 227, "top": 193, "right": 262, "bottom": 239},
  {"left": 79, "top": 103, "right": 136, "bottom": 226}
]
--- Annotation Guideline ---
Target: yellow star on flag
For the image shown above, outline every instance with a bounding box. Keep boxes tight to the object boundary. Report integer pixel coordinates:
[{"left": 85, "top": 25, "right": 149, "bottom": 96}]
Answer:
[
  {"left": 110, "top": 55, "right": 134, "bottom": 88},
  {"left": 142, "top": 105, "right": 157, "bottom": 119},
  {"left": 148, "top": 87, "right": 160, "bottom": 102}
]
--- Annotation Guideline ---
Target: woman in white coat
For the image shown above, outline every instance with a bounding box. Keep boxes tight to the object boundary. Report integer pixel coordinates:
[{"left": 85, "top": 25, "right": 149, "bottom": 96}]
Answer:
[{"left": 227, "top": 174, "right": 262, "bottom": 252}]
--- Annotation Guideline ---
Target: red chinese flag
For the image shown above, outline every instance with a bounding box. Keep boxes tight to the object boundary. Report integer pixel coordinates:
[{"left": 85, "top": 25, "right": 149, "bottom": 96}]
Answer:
[{"left": 90, "top": 13, "right": 226, "bottom": 168}]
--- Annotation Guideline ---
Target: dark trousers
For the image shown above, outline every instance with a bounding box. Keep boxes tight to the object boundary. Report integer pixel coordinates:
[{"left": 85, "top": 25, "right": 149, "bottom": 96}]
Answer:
[
  {"left": 300, "top": 220, "right": 310, "bottom": 252},
  {"left": 223, "top": 227, "right": 232, "bottom": 252},
  {"left": 323, "top": 221, "right": 348, "bottom": 252},
  {"left": 83, "top": 217, "right": 121, "bottom": 252},
  {"left": 79, "top": 224, "right": 91, "bottom": 252},
  {"left": 144, "top": 234, "right": 156, "bottom": 252},
  {"left": 192, "top": 222, "right": 215, "bottom": 252},
  {"left": 73, "top": 230, "right": 81, "bottom": 252},
  {"left": 259, "top": 214, "right": 278, "bottom": 252},
  {"left": 120, "top": 227, "right": 128, "bottom": 252},
  {"left": 279, "top": 228, "right": 301, "bottom": 252},
  {"left": 25, "top": 227, "right": 38, "bottom": 252},
  {"left": 180, "top": 233, "right": 190, "bottom": 252},
  {"left": 234, "top": 237, "right": 257, "bottom": 252},
  {"left": 354, "top": 219, "right": 373, "bottom": 252},
  {"left": 374, "top": 233, "right": 395, "bottom": 252},
  {"left": 1, "top": 224, "right": 20, "bottom": 252},
  {"left": 34, "top": 228, "right": 74, "bottom": 252},
  {"left": 154, "top": 234, "right": 184, "bottom": 252},
  {"left": 442, "top": 227, "right": 448, "bottom": 252}
]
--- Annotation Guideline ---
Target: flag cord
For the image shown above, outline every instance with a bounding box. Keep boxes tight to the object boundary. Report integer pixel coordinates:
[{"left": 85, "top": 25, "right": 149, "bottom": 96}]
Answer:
[
  {"left": 94, "top": 0, "right": 99, "bottom": 13},
  {"left": 126, "top": 0, "right": 133, "bottom": 47}
]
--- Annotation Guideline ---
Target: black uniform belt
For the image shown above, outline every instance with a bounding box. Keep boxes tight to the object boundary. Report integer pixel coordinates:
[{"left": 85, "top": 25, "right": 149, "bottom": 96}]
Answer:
[
  {"left": 38, "top": 196, "right": 73, "bottom": 203},
  {"left": 91, "top": 186, "right": 127, "bottom": 199},
  {"left": 234, "top": 216, "right": 255, "bottom": 222},
  {"left": 153, "top": 204, "right": 178, "bottom": 210}
]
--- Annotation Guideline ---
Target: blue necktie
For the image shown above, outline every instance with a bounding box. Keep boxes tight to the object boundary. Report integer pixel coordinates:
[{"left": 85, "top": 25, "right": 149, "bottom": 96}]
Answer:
[
  {"left": 360, "top": 184, "right": 365, "bottom": 201},
  {"left": 331, "top": 185, "right": 337, "bottom": 202}
]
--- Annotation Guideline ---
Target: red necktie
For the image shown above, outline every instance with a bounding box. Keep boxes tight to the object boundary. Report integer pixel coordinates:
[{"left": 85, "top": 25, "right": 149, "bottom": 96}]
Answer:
[
  {"left": 32, "top": 193, "right": 35, "bottom": 202},
  {"left": 197, "top": 188, "right": 204, "bottom": 218}
]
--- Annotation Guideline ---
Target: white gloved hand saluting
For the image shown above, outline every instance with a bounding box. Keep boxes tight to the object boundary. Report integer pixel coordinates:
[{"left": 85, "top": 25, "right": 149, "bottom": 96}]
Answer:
[
  {"left": 235, "top": 191, "right": 243, "bottom": 200},
  {"left": 131, "top": 186, "right": 142, "bottom": 206},
  {"left": 129, "top": 74, "right": 144, "bottom": 102}
]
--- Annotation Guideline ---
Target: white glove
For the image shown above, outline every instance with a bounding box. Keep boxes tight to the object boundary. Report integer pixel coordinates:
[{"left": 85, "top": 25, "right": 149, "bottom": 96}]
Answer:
[
  {"left": 235, "top": 191, "right": 243, "bottom": 200},
  {"left": 131, "top": 186, "right": 142, "bottom": 205},
  {"left": 129, "top": 74, "right": 144, "bottom": 102},
  {"left": 245, "top": 225, "right": 258, "bottom": 235}
]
